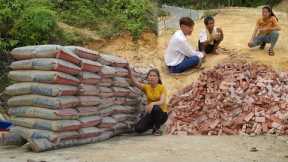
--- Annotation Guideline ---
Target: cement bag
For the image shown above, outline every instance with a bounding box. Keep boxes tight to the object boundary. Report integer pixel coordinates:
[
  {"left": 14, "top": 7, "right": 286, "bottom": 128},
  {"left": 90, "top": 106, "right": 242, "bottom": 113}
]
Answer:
[
  {"left": 98, "top": 106, "right": 115, "bottom": 116},
  {"left": 79, "top": 96, "right": 101, "bottom": 106},
  {"left": 113, "top": 77, "right": 130, "bottom": 87},
  {"left": 112, "top": 122, "right": 133, "bottom": 135},
  {"left": 97, "top": 78, "right": 113, "bottom": 87},
  {"left": 10, "top": 58, "right": 81, "bottom": 75},
  {"left": 75, "top": 47, "right": 100, "bottom": 61},
  {"left": 98, "top": 105, "right": 136, "bottom": 116},
  {"left": 10, "top": 45, "right": 62, "bottom": 60},
  {"left": 76, "top": 107, "right": 102, "bottom": 116},
  {"left": 10, "top": 126, "right": 79, "bottom": 143},
  {"left": 8, "top": 71, "right": 80, "bottom": 85},
  {"left": 79, "top": 116, "right": 102, "bottom": 128},
  {"left": 103, "top": 97, "right": 139, "bottom": 106},
  {"left": 8, "top": 107, "right": 79, "bottom": 120},
  {"left": 10, "top": 45, "right": 81, "bottom": 64},
  {"left": 11, "top": 118, "right": 81, "bottom": 132},
  {"left": 80, "top": 58, "right": 102, "bottom": 72},
  {"left": 79, "top": 72, "right": 101, "bottom": 85},
  {"left": 98, "top": 54, "right": 128, "bottom": 68},
  {"left": 79, "top": 127, "right": 105, "bottom": 139},
  {"left": 79, "top": 84, "right": 100, "bottom": 96},
  {"left": 98, "top": 117, "right": 117, "bottom": 129},
  {"left": 111, "top": 87, "right": 135, "bottom": 97},
  {"left": 29, "top": 131, "right": 114, "bottom": 152},
  {"left": 5, "top": 83, "right": 78, "bottom": 96},
  {"left": 0, "top": 132, "right": 27, "bottom": 146},
  {"left": 112, "top": 114, "right": 136, "bottom": 122},
  {"left": 110, "top": 105, "right": 137, "bottom": 114},
  {"left": 100, "top": 66, "right": 128, "bottom": 77},
  {"left": 8, "top": 95, "right": 79, "bottom": 109}
]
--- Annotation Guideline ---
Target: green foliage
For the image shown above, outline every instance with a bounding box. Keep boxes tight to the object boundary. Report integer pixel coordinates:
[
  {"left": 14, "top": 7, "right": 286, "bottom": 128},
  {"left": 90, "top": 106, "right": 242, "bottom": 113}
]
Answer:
[
  {"left": 159, "top": 0, "right": 282, "bottom": 9},
  {"left": 56, "top": 0, "right": 157, "bottom": 40},
  {"left": 11, "top": 7, "right": 59, "bottom": 46}
]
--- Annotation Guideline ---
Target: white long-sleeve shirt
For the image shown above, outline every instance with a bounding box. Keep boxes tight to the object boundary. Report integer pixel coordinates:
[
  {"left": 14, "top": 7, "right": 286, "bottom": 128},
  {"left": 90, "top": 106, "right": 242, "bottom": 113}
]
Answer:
[{"left": 165, "top": 30, "right": 203, "bottom": 66}]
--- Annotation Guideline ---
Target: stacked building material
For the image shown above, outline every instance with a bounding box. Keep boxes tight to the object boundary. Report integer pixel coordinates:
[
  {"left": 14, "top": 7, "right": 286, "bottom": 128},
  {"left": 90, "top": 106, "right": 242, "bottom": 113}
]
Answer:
[
  {"left": 166, "top": 63, "right": 288, "bottom": 136},
  {"left": 3, "top": 45, "right": 146, "bottom": 152}
]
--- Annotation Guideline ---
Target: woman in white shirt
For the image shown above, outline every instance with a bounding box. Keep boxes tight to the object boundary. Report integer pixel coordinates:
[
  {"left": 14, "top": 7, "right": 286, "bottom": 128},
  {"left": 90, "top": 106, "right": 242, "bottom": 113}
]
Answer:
[{"left": 165, "top": 17, "right": 204, "bottom": 73}]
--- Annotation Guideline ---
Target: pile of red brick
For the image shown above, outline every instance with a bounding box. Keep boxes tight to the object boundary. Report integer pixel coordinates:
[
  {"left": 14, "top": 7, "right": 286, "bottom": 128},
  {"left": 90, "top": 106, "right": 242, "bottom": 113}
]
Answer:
[{"left": 166, "top": 62, "right": 288, "bottom": 135}]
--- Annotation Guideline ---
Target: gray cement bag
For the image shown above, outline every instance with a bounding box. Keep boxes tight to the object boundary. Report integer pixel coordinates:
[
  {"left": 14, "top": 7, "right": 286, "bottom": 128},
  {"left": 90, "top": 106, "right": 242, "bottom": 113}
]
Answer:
[
  {"left": 10, "top": 45, "right": 81, "bottom": 64},
  {"left": 8, "top": 71, "right": 80, "bottom": 85},
  {"left": 10, "top": 58, "right": 81, "bottom": 75},
  {"left": 29, "top": 131, "right": 113, "bottom": 152},
  {"left": 5, "top": 83, "right": 78, "bottom": 97},
  {"left": 8, "top": 106, "right": 79, "bottom": 120},
  {"left": 8, "top": 95, "right": 79, "bottom": 109},
  {"left": 11, "top": 118, "right": 81, "bottom": 132},
  {"left": 98, "top": 54, "right": 128, "bottom": 68}
]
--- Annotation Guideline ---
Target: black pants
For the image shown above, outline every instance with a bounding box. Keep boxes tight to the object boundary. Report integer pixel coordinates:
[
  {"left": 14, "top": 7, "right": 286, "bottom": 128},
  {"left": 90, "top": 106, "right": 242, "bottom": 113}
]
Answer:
[
  {"left": 135, "top": 105, "right": 168, "bottom": 133},
  {"left": 198, "top": 40, "right": 216, "bottom": 54}
]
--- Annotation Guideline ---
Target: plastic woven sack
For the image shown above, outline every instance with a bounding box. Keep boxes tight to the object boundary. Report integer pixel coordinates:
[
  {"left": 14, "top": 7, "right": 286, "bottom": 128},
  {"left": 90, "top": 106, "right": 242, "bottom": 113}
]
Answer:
[
  {"left": 75, "top": 47, "right": 100, "bottom": 61},
  {"left": 10, "top": 58, "right": 81, "bottom": 75},
  {"left": 5, "top": 83, "right": 78, "bottom": 97},
  {"left": 100, "top": 66, "right": 128, "bottom": 77},
  {"left": 10, "top": 126, "right": 79, "bottom": 143},
  {"left": 113, "top": 77, "right": 130, "bottom": 87},
  {"left": 8, "top": 71, "right": 80, "bottom": 85},
  {"left": 97, "top": 117, "right": 117, "bottom": 129},
  {"left": 112, "top": 114, "right": 136, "bottom": 122},
  {"left": 10, "top": 45, "right": 62, "bottom": 60},
  {"left": 79, "top": 116, "right": 102, "bottom": 128},
  {"left": 11, "top": 118, "right": 81, "bottom": 132},
  {"left": 8, "top": 107, "right": 79, "bottom": 120},
  {"left": 76, "top": 107, "right": 102, "bottom": 116},
  {"left": 29, "top": 131, "right": 113, "bottom": 152},
  {"left": 98, "top": 54, "right": 128, "bottom": 68},
  {"left": 10, "top": 45, "right": 81, "bottom": 64},
  {"left": 79, "top": 72, "right": 101, "bottom": 85},
  {"left": 79, "top": 84, "right": 100, "bottom": 96},
  {"left": 80, "top": 58, "right": 102, "bottom": 72},
  {"left": 78, "top": 96, "right": 102, "bottom": 106},
  {"left": 8, "top": 95, "right": 79, "bottom": 109}
]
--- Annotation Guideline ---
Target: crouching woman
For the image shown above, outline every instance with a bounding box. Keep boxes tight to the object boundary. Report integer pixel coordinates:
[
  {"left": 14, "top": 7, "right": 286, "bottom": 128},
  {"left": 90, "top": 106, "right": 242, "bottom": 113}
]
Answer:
[{"left": 127, "top": 67, "right": 168, "bottom": 136}]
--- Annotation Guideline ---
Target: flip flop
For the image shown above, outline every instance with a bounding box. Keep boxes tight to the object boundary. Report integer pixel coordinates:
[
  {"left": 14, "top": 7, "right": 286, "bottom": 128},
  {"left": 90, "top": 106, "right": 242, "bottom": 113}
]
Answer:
[{"left": 268, "top": 48, "right": 275, "bottom": 56}]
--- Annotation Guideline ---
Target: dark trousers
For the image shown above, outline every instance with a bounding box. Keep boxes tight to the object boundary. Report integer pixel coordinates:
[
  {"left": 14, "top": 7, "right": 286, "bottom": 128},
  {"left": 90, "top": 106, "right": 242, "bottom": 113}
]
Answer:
[
  {"left": 135, "top": 105, "right": 168, "bottom": 133},
  {"left": 198, "top": 40, "right": 215, "bottom": 54}
]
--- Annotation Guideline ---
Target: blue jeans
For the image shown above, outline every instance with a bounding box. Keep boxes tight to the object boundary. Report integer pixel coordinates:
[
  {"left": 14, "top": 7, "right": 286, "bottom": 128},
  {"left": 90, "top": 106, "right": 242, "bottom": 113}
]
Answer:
[
  {"left": 250, "top": 31, "right": 279, "bottom": 48},
  {"left": 168, "top": 56, "right": 200, "bottom": 73}
]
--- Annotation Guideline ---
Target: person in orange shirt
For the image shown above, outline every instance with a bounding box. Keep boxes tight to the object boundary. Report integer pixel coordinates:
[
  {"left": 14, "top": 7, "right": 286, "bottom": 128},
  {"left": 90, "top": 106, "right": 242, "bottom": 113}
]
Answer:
[
  {"left": 127, "top": 67, "right": 168, "bottom": 136},
  {"left": 248, "top": 6, "right": 281, "bottom": 56}
]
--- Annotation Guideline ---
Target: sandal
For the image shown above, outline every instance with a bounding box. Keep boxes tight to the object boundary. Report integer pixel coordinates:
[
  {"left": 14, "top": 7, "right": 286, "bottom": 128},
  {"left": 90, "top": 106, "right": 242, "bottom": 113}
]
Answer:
[
  {"left": 259, "top": 43, "right": 266, "bottom": 50},
  {"left": 268, "top": 48, "right": 275, "bottom": 56},
  {"left": 153, "top": 129, "right": 162, "bottom": 136}
]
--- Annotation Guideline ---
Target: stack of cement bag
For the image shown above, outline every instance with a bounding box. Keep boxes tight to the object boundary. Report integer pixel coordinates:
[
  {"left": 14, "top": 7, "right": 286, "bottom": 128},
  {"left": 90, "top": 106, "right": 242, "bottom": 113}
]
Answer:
[{"left": 3, "top": 45, "right": 146, "bottom": 152}]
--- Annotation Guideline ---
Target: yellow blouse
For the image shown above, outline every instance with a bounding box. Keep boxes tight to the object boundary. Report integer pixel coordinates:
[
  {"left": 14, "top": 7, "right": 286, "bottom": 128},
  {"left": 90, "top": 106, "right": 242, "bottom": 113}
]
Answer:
[{"left": 143, "top": 84, "right": 168, "bottom": 112}]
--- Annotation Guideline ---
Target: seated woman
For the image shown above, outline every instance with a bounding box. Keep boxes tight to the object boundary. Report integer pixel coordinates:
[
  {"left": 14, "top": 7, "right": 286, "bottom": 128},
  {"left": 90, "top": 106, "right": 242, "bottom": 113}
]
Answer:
[
  {"left": 248, "top": 6, "right": 281, "bottom": 56},
  {"left": 127, "top": 67, "right": 168, "bottom": 136}
]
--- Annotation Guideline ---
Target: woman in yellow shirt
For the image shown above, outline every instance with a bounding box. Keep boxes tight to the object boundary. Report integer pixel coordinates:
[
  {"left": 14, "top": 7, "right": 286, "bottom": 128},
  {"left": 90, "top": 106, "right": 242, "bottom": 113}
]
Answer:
[
  {"left": 128, "top": 67, "right": 168, "bottom": 136},
  {"left": 248, "top": 6, "right": 281, "bottom": 56}
]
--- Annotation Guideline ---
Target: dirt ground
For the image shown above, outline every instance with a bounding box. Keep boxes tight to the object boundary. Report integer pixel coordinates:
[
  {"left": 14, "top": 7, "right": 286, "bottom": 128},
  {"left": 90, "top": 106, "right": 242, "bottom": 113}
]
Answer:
[
  {"left": 1, "top": 7, "right": 288, "bottom": 162},
  {"left": 99, "top": 7, "right": 288, "bottom": 98},
  {"left": 1, "top": 135, "right": 288, "bottom": 162}
]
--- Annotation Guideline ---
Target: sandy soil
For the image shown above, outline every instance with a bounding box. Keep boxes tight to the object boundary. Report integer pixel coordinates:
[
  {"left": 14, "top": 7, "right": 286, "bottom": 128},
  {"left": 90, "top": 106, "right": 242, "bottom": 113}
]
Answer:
[
  {"left": 1, "top": 135, "right": 288, "bottom": 162},
  {"left": 99, "top": 8, "right": 288, "bottom": 98},
  {"left": 1, "top": 7, "right": 288, "bottom": 162}
]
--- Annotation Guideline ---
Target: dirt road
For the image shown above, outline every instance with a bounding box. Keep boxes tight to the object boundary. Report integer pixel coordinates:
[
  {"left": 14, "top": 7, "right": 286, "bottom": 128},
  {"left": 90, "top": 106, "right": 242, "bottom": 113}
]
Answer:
[{"left": 1, "top": 135, "right": 288, "bottom": 162}]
